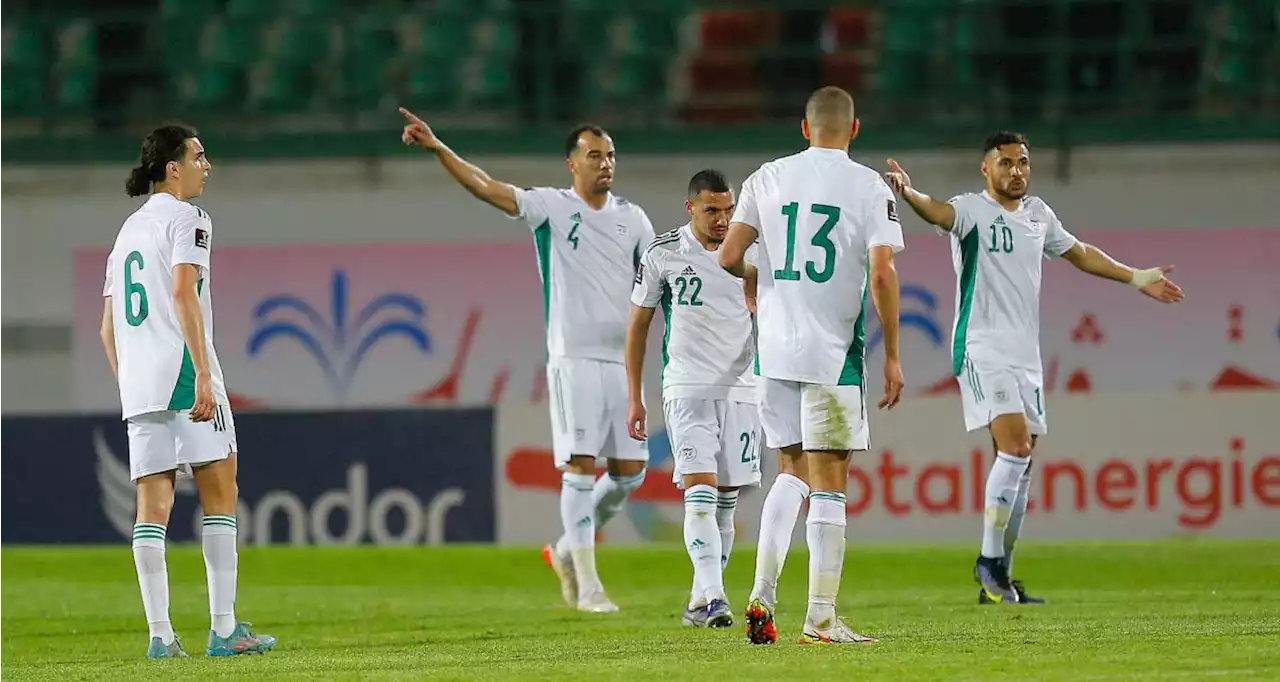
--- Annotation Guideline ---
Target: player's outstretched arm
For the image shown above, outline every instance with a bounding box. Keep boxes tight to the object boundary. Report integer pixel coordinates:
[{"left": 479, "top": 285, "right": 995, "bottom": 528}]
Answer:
[
  {"left": 883, "top": 158, "right": 956, "bottom": 230},
  {"left": 720, "top": 222, "right": 758, "bottom": 279},
  {"left": 869, "top": 245, "right": 905, "bottom": 409},
  {"left": 625, "top": 305, "right": 656, "bottom": 440},
  {"left": 172, "top": 264, "right": 217, "bottom": 422},
  {"left": 399, "top": 107, "right": 519, "bottom": 216},
  {"left": 1060, "top": 242, "right": 1185, "bottom": 303},
  {"left": 99, "top": 298, "right": 118, "bottom": 379}
]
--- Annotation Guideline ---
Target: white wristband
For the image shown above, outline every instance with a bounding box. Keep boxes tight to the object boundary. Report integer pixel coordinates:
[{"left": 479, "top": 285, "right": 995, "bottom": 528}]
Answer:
[{"left": 1130, "top": 267, "right": 1164, "bottom": 289}]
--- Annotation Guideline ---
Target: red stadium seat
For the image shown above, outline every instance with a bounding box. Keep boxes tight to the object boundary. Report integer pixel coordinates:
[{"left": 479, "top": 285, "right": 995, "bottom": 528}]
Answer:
[
  {"left": 827, "top": 7, "right": 872, "bottom": 48},
  {"left": 698, "top": 10, "right": 776, "bottom": 50},
  {"left": 822, "top": 52, "right": 864, "bottom": 94}
]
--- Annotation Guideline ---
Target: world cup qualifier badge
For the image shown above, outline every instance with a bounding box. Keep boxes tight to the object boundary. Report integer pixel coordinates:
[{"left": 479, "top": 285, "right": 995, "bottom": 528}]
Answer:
[
  {"left": 195, "top": 227, "right": 209, "bottom": 249},
  {"left": 886, "top": 199, "right": 899, "bottom": 223}
]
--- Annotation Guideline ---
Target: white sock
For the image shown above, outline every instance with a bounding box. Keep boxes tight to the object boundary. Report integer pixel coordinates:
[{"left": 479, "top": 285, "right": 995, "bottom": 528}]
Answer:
[
  {"left": 555, "top": 470, "right": 646, "bottom": 556},
  {"left": 202, "top": 515, "right": 239, "bottom": 638},
  {"left": 982, "top": 453, "right": 1030, "bottom": 559},
  {"left": 560, "top": 472, "right": 602, "bottom": 599},
  {"left": 684, "top": 485, "right": 724, "bottom": 608},
  {"left": 716, "top": 489, "right": 739, "bottom": 571},
  {"left": 749, "top": 473, "right": 809, "bottom": 607},
  {"left": 805, "top": 491, "right": 847, "bottom": 629},
  {"left": 1004, "top": 463, "right": 1033, "bottom": 576},
  {"left": 132, "top": 523, "right": 174, "bottom": 644}
]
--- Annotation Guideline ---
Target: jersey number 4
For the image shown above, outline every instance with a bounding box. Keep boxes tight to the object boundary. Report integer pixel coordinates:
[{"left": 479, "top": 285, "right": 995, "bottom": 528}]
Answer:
[
  {"left": 124, "top": 250, "right": 150, "bottom": 327},
  {"left": 775, "top": 202, "right": 839, "bottom": 283}
]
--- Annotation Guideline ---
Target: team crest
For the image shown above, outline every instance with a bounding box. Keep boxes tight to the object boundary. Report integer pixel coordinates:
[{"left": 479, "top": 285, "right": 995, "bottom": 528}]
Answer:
[
  {"left": 616, "top": 223, "right": 629, "bottom": 236},
  {"left": 994, "top": 390, "right": 1009, "bottom": 403},
  {"left": 679, "top": 445, "right": 697, "bottom": 462}
]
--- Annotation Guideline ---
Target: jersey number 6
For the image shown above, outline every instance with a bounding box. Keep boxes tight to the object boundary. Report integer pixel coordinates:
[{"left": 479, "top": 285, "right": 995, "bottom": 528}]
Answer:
[
  {"left": 124, "top": 250, "right": 150, "bottom": 327},
  {"left": 775, "top": 202, "right": 839, "bottom": 284}
]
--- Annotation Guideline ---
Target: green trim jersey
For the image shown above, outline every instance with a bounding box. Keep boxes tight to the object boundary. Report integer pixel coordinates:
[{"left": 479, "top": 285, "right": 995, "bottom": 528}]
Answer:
[
  {"left": 512, "top": 187, "right": 655, "bottom": 363},
  {"left": 944, "top": 191, "right": 1078, "bottom": 375},
  {"left": 732, "top": 147, "right": 905, "bottom": 385},
  {"left": 631, "top": 224, "right": 757, "bottom": 403},
  {"left": 103, "top": 193, "right": 227, "bottom": 420}
]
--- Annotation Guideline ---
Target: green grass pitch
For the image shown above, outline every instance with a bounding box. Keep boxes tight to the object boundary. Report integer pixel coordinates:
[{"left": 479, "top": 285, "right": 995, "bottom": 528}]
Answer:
[{"left": 3, "top": 540, "right": 1279, "bottom": 681}]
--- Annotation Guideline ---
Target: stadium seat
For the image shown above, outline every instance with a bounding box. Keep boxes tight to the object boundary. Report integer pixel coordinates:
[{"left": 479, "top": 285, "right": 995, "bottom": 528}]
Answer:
[
  {"left": 407, "top": 60, "right": 458, "bottom": 105},
  {"left": 55, "top": 67, "right": 95, "bottom": 112},
  {"left": 160, "top": 0, "right": 219, "bottom": 19},
  {"left": 827, "top": 7, "right": 871, "bottom": 48},
  {"left": 821, "top": 53, "right": 864, "bottom": 94},
  {"left": 688, "top": 53, "right": 759, "bottom": 94},
  {"left": 193, "top": 65, "right": 237, "bottom": 106},
  {"left": 418, "top": 18, "right": 472, "bottom": 60},
  {"left": 3, "top": 24, "right": 48, "bottom": 114},
  {"left": 699, "top": 10, "right": 775, "bottom": 50}
]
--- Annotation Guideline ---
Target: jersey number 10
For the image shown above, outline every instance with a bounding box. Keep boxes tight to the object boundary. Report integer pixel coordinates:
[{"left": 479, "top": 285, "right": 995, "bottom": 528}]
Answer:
[{"left": 774, "top": 202, "right": 839, "bottom": 283}]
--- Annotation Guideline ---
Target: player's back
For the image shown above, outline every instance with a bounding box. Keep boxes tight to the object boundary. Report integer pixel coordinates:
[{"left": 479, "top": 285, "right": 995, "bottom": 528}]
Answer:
[
  {"left": 106, "top": 193, "right": 225, "bottom": 419},
  {"left": 746, "top": 148, "right": 903, "bottom": 385}
]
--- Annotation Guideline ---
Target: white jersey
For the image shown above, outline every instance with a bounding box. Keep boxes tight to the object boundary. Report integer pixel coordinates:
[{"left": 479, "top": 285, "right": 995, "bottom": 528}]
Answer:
[
  {"left": 732, "top": 147, "right": 905, "bottom": 385},
  {"left": 631, "top": 224, "right": 757, "bottom": 403},
  {"left": 945, "top": 191, "right": 1078, "bottom": 374},
  {"left": 511, "top": 187, "right": 655, "bottom": 363},
  {"left": 104, "top": 193, "right": 227, "bottom": 420}
]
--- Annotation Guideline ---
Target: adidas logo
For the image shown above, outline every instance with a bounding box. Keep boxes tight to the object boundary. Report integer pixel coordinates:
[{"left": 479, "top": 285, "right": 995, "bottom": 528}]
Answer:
[
  {"left": 570, "top": 212, "right": 582, "bottom": 222},
  {"left": 681, "top": 265, "right": 697, "bottom": 276},
  {"left": 688, "top": 538, "right": 708, "bottom": 550},
  {"left": 577, "top": 516, "right": 592, "bottom": 527},
  {"left": 994, "top": 215, "right": 1006, "bottom": 225}
]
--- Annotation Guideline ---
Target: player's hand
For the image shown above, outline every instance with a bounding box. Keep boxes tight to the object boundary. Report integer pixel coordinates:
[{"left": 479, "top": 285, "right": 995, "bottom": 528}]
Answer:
[
  {"left": 743, "top": 268, "right": 758, "bottom": 314},
  {"left": 627, "top": 402, "right": 647, "bottom": 441},
  {"left": 190, "top": 372, "right": 216, "bottom": 422},
  {"left": 879, "top": 359, "right": 904, "bottom": 410},
  {"left": 883, "top": 158, "right": 912, "bottom": 195},
  {"left": 1139, "top": 265, "right": 1184, "bottom": 303},
  {"left": 399, "top": 107, "right": 442, "bottom": 150}
]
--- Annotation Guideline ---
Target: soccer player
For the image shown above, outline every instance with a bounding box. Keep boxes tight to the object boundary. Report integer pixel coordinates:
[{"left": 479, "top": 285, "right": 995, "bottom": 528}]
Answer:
[
  {"left": 400, "top": 108, "right": 655, "bottom": 613},
  {"left": 720, "top": 87, "right": 906, "bottom": 644},
  {"left": 101, "top": 124, "right": 276, "bottom": 659},
  {"left": 882, "top": 131, "right": 1184, "bottom": 604},
  {"left": 625, "top": 170, "right": 761, "bottom": 629}
]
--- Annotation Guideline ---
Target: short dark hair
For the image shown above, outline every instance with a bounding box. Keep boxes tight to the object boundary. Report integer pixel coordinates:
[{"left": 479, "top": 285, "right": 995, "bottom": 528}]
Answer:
[
  {"left": 984, "top": 131, "right": 1029, "bottom": 154},
  {"left": 126, "top": 123, "right": 198, "bottom": 196},
  {"left": 564, "top": 123, "right": 609, "bottom": 158},
  {"left": 687, "top": 169, "right": 731, "bottom": 199}
]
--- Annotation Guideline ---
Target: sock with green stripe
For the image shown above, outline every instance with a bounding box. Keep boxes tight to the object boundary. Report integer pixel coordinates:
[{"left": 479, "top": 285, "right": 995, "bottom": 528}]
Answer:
[
  {"left": 684, "top": 485, "right": 724, "bottom": 608},
  {"left": 132, "top": 522, "right": 175, "bottom": 644},
  {"left": 202, "top": 514, "right": 238, "bottom": 638},
  {"left": 715, "top": 489, "right": 739, "bottom": 570},
  {"left": 805, "top": 491, "right": 847, "bottom": 629}
]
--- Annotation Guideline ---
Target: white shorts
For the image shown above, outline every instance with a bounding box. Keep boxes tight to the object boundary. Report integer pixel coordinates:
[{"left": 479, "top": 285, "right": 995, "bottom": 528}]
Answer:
[
  {"left": 664, "top": 398, "right": 762, "bottom": 490},
  {"left": 757, "top": 377, "right": 869, "bottom": 451},
  {"left": 547, "top": 357, "right": 648, "bottom": 468},
  {"left": 127, "top": 405, "right": 237, "bottom": 481},
  {"left": 957, "top": 357, "right": 1047, "bottom": 435}
]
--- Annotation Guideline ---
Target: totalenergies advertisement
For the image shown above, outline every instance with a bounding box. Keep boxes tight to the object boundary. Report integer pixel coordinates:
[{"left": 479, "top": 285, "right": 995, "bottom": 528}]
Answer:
[{"left": 497, "top": 393, "right": 1280, "bottom": 543}]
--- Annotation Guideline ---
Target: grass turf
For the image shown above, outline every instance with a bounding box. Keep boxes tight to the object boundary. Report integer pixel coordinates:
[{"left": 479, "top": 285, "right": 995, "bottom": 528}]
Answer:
[{"left": 3, "top": 541, "right": 1279, "bottom": 681}]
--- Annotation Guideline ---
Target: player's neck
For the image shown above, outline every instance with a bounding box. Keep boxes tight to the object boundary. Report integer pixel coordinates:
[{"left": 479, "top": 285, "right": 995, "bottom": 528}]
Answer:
[
  {"left": 572, "top": 184, "right": 609, "bottom": 210},
  {"left": 690, "top": 226, "right": 718, "bottom": 251},
  {"left": 986, "top": 188, "right": 1021, "bottom": 212},
  {"left": 807, "top": 137, "right": 849, "bottom": 152},
  {"left": 155, "top": 184, "right": 186, "bottom": 202}
]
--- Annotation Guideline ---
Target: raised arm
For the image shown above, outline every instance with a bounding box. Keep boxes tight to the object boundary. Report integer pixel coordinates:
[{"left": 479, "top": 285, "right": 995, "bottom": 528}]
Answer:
[
  {"left": 883, "top": 158, "right": 957, "bottom": 231},
  {"left": 400, "top": 107, "right": 519, "bottom": 216},
  {"left": 1060, "top": 242, "right": 1184, "bottom": 303}
]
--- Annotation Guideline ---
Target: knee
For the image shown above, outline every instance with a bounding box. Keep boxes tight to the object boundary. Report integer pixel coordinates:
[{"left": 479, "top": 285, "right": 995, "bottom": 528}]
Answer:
[
  {"left": 612, "top": 466, "right": 647, "bottom": 493},
  {"left": 565, "top": 455, "right": 595, "bottom": 476},
  {"left": 610, "top": 459, "right": 647, "bottom": 479}
]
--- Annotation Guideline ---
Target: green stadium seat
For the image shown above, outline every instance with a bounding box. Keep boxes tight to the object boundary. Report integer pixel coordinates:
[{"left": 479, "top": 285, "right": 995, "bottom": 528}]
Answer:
[
  {"left": 193, "top": 65, "right": 237, "bottom": 106},
  {"left": 335, "top": 14, "right": 397, "bottom": 108},
  {"left": 55, "top": 67, "right": 95, "bottom": 111},
  {"left": 0, "top": 22, "right": 48, "bottom": 113},
  {"left": 475, "top": 58, "right": 514, "bottom": 104},
  {"left": 60, "top": 21, "right": 98, "bottom": 69},
  {"left": 277, "top": 21, "right": 330, "bottom": 67},
  {"left": 160, "top": 0, "right": 219, "bottom": 19},
  {"left": 208, "top": 20, "right": 261, "bottom": 66},
  {"left": 406, "top": 60, "right": 457, "bottom": 104},
  {"left": 256, "top": 62, "right": 311, "bottom": 111},
  {"left": 418, "top": 19, "right": 472, "bottom": 59},
  {"left": 225, "top": 0, "right": 276, "bottom": 22}
]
